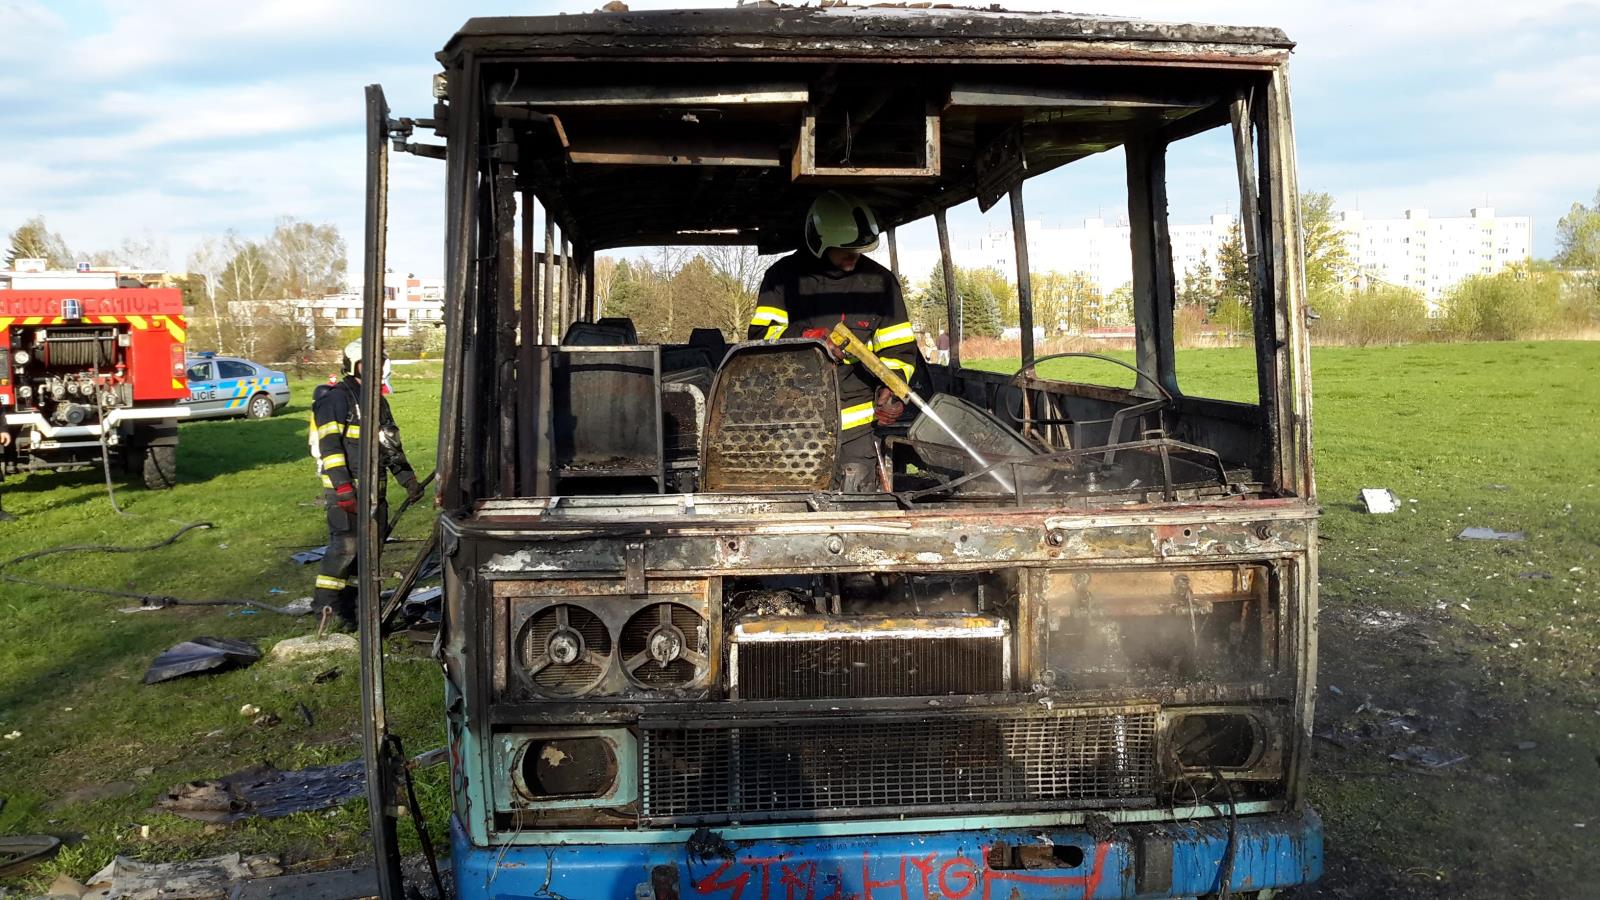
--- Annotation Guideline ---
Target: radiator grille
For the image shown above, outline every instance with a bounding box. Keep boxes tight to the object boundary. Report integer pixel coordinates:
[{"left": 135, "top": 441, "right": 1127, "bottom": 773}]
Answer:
[
  {"left": 735, "top": 637, "right": 1006, "bottom": 699},
  {"left": 640, "top": 711, "right": 1156, "bottom": 824}
]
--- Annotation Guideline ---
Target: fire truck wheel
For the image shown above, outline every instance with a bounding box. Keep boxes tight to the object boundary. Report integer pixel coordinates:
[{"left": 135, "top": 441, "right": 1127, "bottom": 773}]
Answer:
[
  {"left": 246, "top": 392, "right": 276, "bottom": 419},
  {"left": 142, "top": 445, "right": 178, "bottom": 490}
]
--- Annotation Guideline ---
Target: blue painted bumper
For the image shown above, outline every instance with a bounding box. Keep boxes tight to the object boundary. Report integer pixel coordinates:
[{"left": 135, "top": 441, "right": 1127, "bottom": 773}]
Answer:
[{"left": 451, "top": 808, "right": 1322, "bottom": 899}]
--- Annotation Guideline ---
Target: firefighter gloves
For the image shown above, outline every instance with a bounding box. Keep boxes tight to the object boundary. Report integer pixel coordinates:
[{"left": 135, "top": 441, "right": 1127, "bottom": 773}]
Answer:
[
  {"left": 874, "top": 387, "right": 906, "bottom": 427},
  {"left": 334, "top": 482, "right": 357, "bottom": 515}
]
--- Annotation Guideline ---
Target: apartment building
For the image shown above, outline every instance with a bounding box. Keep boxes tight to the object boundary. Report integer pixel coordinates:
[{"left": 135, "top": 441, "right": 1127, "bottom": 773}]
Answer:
[
  {"left": 958, "top": 206, "right": 1531, "bottom": 311},
  {"left": 1335, "top": 208, "right": 1532, "bottom": 305}
]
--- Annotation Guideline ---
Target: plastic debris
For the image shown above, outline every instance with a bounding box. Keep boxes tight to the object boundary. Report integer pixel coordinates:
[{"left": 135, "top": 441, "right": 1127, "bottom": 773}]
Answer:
[
  {"left": 142, "top": 637, "right": 261, "bottom": 684},
  {"left": 265, "top": 632, "right": 359, "bottom": 664},
  {"left": 3, "top": 731, "right": 19, "bottom": 740},
  {"left": 156, "top": 762, "right": 365, "bottom": 823},
  {"left": 1388, "top": 745, "right": 1468, "bottom": 769},
  {"left": 0, "top": 834, "right": 61, "bottom": 876},
  {"left": 290, "top": 546, "right": 328, "bottom": 565},
  {"left": 231, "top": 867, "right": 379, "bottom": 900},
  {"left": 1358, "top": 488, "right": 1400, "bottom": 514},
  {"left": 85, "top": 852, "right": 281, "bottom": 899},
  {"left": 239, "top": 704, "right": 260, "bottom": 717},
  {"left": 1457, "top": 526, "right": 1525, "bottom": 542}
]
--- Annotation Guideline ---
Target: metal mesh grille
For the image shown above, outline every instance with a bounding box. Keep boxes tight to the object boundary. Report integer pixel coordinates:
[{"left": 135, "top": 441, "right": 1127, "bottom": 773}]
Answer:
[
  {"left": 641, "top": 711, "right": 1156, "bottom": 824},
  {"left": 703, "top": 346, "right": 837, "bottom": 492},
  {"left": 735, "top": 637, "right": 1006, "bottom": 700}
]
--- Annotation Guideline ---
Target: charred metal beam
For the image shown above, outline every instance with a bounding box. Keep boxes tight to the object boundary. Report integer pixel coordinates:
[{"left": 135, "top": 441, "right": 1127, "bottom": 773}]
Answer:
[
  {"left": 542, "top": 217, "right": 556, "bottom": 344},
  {"left": 935, "top": 208, "right": 960, "bottom": 371},
  {"left": 566, "top": 137, "right": 785, "bottom": 168},
  {"left": 948, "top": 84, "right": 1213, "bottom": 110},
  {"left": 559, "top": 237, "right": 573, "bottom": 337},
  {"left": 1125, "top": 137, "right": 1178, "bottom": 398},
  {"left": 583, "top": 248, "right": 596, "bottom": 322},
  {"left": 518, "top": 190, "right": 537, "bottom": 496},
  {"left": 357, "top": 83, "right": 404, "bottom": 898},
  {"left": 493, "top": 82, "right": 807, "bottom": 107},
  {"left": 494, "top": 149, "right": 519, "bottom": 496},
  {"left": 437, "top": 56, "right": 481, "bottom": 513},
  {"left": 1010, "top": 183, "right": 1035, "bottom": 367}
]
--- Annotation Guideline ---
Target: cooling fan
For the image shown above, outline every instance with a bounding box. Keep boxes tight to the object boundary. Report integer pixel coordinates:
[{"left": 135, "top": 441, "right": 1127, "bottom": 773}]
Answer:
[
  {"left": 517, "top": 604, "right": 613, "bottom": 697},
  {"left": 620, "top": 602, "right": 710, "bottom": 689}
]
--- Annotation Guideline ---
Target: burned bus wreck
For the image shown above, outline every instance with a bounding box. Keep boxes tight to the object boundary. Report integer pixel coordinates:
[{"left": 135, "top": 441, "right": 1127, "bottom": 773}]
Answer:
[{"left": 365, "top": 7, "right": 1323, "bottom": 898}]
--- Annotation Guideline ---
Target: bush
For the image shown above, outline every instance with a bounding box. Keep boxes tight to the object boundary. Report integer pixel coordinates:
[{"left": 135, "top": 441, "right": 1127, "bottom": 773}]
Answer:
[
  {"left": 1442, "top": 264, "right": 1567, "bottom": 340},
  {"left": 388, "top": 326, "right": 447, "bottom": 359},
  {"left": 1311, "top": 283, "right": 1431, "bottom": 346},
  {"left": 1172, "top": 303, "right": 1208, "bottom": 347}
]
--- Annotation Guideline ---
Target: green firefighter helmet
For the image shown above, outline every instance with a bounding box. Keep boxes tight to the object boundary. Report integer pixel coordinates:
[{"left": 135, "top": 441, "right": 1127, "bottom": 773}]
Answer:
[{"left": 804, "top": 190, "right": 881, "bottom": 258}]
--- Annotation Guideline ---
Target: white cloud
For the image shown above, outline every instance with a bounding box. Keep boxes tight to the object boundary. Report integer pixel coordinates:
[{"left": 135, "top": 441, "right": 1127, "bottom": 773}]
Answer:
[
  {"left": 93, "top": 79, "right": 358, "bottom": 152},
  {"left": 61, "top": 0, "right": 378, "bottom": 80},
  {"left": 3, "top": 0, "right": 1595, "bottom": 275}
]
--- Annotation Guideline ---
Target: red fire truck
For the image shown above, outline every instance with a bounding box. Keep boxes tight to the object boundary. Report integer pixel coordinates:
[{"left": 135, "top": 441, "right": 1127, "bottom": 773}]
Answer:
[{"left": 0, "top": 284, "right": 190, "bottom": 488}]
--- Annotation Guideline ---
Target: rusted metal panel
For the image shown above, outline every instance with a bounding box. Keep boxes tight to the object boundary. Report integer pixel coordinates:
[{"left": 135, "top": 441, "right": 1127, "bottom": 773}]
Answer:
[{"left": 456, "top": 502, "right": 1315, "bottom": 583}]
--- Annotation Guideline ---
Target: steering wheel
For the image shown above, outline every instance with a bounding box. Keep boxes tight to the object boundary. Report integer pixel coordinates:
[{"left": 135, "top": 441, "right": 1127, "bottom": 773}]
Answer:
[{"left": 1007, "top": 352, "right": 1175, "bottom": 450}]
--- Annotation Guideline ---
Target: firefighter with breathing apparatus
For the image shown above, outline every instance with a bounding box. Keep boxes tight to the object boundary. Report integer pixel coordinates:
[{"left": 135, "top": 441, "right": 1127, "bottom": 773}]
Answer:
[
  {"left": 747, "top": 191, "right": 917, "bottom": 493},
  {"left": 309, "top": 340, "right": 424, "bottom": 630}
]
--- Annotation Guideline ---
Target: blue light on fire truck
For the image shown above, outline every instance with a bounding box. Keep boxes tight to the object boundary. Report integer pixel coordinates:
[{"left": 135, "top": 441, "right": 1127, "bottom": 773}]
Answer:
[{"left": 62, "top": 298, "right": 82, "bottom": 320}]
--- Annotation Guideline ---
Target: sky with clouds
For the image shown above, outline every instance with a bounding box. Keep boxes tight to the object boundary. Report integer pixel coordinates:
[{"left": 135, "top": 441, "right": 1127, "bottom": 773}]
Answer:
[{"left": 1, "top": 0, "right": 1595, "bottom": 281}]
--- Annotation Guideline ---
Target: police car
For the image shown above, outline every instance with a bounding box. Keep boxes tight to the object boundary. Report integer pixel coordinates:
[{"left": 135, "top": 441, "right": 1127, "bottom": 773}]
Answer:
[{"left": 182, "top": 353, "right": 292, "bottom": 420}]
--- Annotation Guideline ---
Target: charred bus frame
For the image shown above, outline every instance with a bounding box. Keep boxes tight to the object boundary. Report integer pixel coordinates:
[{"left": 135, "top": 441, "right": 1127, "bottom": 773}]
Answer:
[{"left": 357, "top": 7, "right": 1322, "bottom": 898}]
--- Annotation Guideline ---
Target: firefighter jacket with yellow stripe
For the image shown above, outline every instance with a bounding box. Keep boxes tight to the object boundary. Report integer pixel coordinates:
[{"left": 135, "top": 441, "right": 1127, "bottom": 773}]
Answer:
[
  {"left": 747, "top": 252, "right": 918, "bottom": 435},
  {"left": 309, "top": 377, "right": 415, "bottom": 491}
]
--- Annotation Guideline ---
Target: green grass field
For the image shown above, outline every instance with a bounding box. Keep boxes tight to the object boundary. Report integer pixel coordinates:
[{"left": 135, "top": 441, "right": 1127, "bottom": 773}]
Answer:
[
  {"left": 0, "top": 364, "right": 450, "bottom": 889},
  {"left": 1, "top": 344, "right": 1596, "bottom": 895}
]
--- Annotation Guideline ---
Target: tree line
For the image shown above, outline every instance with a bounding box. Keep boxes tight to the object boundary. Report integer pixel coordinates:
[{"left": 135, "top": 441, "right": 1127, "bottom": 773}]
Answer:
[{"left": 597, "top": 246, "right": 764, "bottom": 343}]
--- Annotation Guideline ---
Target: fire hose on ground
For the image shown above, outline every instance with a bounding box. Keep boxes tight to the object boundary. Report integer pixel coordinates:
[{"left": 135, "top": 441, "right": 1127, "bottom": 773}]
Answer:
[{"left": 1, "top": 469, "right": 438, "bottom": 616}]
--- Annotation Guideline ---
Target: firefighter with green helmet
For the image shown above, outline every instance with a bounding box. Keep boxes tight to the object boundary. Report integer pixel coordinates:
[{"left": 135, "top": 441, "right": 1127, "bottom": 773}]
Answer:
[
  {"left": 748, "top": 190, "right": 916, "bottom": 492},
  {"left": 309, "top": 339, "right": 424, "bottom": 630}
]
